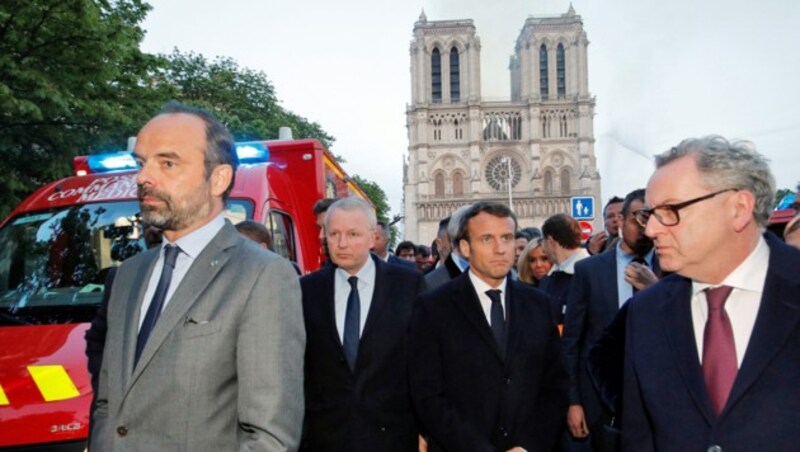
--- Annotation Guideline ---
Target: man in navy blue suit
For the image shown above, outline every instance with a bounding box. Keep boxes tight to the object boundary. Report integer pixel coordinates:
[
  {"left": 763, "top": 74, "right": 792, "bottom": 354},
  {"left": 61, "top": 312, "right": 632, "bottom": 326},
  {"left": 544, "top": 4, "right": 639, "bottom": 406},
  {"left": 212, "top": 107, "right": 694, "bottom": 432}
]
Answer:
[
  {"left": 623, "top": 135, "right": 800, "bottom": 451},
  {"left": 561, "top": 188, "right": 659, "bottom": 450},
  {"left": 409, "top": 201, "right": 567, "bottom": 452}
]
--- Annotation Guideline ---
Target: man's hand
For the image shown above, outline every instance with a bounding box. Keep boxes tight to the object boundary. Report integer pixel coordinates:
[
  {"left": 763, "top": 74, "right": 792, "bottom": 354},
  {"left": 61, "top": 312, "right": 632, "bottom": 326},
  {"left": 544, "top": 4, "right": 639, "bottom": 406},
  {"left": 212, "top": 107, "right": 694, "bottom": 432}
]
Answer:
[
  {"left": 587, "top": 231, "right": 608, "bottom": 255},
  {"left": 624, "top": 262, "right": 658, "bottom": 291},
  {"left": 567, "top": 404, "right": 589, "bottom": 438}
]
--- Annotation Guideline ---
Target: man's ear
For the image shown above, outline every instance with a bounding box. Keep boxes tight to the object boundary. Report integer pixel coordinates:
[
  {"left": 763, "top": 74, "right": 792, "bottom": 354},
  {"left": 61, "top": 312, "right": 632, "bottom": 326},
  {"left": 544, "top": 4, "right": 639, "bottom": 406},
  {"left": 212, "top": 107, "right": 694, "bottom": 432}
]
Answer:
[
  {"left": 458, "top": 238, "right": 471, "bottom": 259},
  {"left": 210, "top": 164, "right": 234, "bottom": 197},
  {"left": 731, "top": 190, "right": 756, "bottom": 232}
]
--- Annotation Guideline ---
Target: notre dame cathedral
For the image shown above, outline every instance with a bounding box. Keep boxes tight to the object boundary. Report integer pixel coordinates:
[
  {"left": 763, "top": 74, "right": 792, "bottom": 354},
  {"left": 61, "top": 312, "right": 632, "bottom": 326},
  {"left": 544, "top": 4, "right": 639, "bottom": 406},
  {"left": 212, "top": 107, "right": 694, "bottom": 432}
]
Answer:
[{"left": 403, "top": 5, "right": 602, "bottom": 244}]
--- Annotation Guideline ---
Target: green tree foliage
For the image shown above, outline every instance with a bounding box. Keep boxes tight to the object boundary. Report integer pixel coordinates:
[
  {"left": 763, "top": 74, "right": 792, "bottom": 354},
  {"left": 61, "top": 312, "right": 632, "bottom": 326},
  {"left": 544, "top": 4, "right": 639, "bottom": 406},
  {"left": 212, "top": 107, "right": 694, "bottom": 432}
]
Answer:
[
  {"left": 0, "top": 0, "right": 161, "bottom": 218},
  {"left": 160, "top": 50, "right": 334, "bottom": 147},
  {"left": 351, "top": 174, "right": 399, "bottom": 245},
  {"left": 0, "top": 3, "right": 336, "bottom": 220}
]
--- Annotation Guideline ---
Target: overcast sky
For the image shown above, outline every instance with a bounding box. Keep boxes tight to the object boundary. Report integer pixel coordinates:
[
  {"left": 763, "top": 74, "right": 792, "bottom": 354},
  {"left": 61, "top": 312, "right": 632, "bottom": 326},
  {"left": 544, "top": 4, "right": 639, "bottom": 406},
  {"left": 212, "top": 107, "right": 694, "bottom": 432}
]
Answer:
[{"left": 141, "top": 0, "right": 800, "bottom": 226}]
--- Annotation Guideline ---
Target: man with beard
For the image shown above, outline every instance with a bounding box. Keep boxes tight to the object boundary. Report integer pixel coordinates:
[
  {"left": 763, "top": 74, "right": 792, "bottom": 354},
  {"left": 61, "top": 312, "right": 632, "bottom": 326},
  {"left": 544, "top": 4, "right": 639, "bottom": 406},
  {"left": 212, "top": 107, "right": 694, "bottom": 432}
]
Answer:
[
  {"left": 409, "top": 202, "right": 567, "bottom": 451},
  {"left": 561, "top": 189, "right": 660, "bottom": 451},
  {"left": 90, "top": 102, "right": 305, "bottom": 451}
]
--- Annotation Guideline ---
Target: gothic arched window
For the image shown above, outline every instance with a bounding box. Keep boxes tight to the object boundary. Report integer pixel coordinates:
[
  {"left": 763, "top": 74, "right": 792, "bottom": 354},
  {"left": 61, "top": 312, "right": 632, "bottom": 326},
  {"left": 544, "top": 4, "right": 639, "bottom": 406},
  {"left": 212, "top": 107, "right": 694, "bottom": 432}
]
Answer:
[
  {"left": 450, "top": 47, "right": 460, "bottom": 103},
  {"left": 544, "top": 170, "right": 553, "bottom": 194},
  {"left": 560, "top": 168, "right": 571, "bottom": 193},
  {"left": 431, "top": 48, "right": 442, "bottom": 103},
  {"left": 434, "top": 171, "right": 445, "bottom": 196},
  {"left": 557, "top": 43, "right": 566, "bottom": 98},
  {"left": 539, "top": 44, "right": 549, "bottom": 98},
  {"left": 453, "top": 171, "right": 464, "bottom": 195}
]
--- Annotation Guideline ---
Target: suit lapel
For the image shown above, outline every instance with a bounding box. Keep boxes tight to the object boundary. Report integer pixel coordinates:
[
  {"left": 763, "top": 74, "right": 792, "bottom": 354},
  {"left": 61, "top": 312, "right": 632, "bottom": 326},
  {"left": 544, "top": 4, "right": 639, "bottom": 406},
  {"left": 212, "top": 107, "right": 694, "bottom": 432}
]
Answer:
[
  {"left": 724, "top": 243, "right": 800, "bottom": 416},
  {"left": 661, "top": 277, "right": 716, "bottom": 424},
  {"left": 121, "top": 250, "right": 159, "bottom": 391},
  {"left": 452, "top": 274, "right": 504, "bottom": 363},
  {"left": 125, "top": 223, "right": 239, "bottom": 393},
  {"left": 601, "top": 250, "right": 620, "bottom": 316}
]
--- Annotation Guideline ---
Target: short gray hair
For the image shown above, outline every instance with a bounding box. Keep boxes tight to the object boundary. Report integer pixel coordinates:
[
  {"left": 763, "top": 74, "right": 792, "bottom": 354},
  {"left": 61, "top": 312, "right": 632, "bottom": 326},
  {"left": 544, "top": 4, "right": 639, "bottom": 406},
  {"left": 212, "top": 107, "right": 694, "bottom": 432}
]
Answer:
[
  {"left": 324, "top": 197, "right": 377, "bottom": 230},
  {"left": 655, "top": 135, "right": 775, "bottom": 227}
]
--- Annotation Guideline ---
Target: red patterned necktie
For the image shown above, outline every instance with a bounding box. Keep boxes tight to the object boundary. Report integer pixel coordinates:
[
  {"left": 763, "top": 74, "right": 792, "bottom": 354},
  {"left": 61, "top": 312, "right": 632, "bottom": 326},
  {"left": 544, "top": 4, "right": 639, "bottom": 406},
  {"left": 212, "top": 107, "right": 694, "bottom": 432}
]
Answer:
[{"left": 702, "top": 285, "right": 737, "bottom": 415}]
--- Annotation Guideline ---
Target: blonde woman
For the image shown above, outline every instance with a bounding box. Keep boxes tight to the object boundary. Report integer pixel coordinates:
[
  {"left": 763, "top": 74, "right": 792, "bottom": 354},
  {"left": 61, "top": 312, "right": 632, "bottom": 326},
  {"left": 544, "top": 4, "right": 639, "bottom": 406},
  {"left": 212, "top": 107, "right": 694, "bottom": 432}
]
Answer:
[{"left": 517, "top": 238, "right": 552, "bottom": 287}]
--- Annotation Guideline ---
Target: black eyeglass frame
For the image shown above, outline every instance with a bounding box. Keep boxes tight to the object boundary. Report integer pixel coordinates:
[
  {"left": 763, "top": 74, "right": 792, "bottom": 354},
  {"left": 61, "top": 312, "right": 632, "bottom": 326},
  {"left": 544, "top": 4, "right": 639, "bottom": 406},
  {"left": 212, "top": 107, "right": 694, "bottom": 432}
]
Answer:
[{"left": 635, "top": 188, "right": 738, "bottom": 228}]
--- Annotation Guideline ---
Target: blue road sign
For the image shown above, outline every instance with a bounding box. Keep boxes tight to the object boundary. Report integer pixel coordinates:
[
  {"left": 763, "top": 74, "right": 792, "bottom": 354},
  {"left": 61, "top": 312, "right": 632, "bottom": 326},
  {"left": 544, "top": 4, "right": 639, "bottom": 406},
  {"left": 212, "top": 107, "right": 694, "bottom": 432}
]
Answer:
[{"left": 571, "top": 196, "right": 594, "bottom": 219}]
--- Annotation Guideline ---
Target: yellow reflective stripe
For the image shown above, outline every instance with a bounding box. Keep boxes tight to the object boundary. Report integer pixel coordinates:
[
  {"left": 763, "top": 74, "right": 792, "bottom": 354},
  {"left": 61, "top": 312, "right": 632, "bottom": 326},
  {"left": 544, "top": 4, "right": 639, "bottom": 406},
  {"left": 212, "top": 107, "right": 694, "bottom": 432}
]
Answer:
[
  {"left": 0, "top": 384, "right": 8, "bottom": 405},
  {"left": 27, "top": 365, "right": 80, "bottom": 402}
]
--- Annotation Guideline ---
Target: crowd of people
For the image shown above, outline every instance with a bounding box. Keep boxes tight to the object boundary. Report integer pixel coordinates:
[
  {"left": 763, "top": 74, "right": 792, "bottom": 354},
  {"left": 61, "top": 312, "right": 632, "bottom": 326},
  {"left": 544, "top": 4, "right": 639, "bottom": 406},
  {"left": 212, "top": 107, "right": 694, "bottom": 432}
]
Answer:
[{"left": 85, "top": 102, "right": 800, "bottom": 452}]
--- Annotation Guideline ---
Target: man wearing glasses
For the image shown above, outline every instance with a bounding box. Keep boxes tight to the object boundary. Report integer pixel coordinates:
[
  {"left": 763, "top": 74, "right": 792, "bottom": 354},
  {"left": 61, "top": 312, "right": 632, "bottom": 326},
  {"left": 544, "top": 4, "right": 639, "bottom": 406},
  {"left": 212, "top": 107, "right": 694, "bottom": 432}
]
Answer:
[{"left": 622, "top": 135, "right": 800, "bottom": 451}]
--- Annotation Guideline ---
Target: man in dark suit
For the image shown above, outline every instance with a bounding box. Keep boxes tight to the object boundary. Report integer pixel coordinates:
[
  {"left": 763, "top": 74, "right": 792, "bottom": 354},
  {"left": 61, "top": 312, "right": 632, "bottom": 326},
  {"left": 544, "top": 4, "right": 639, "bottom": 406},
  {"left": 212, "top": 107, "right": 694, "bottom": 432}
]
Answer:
[
  {"left": 372, "top": 220, "right": 416, "bottom": 269},
  {"left": 624, "top": 135, "right": 800, "bottom": 451},
  {"left": 91, "top": 102, "right": 304, "bottom": 450},
  {"left": 301, "top": 197, "right": 427, "bottom": 451},
  {"left": 561, "top": 188, "right": 659, "bottom": 450},
  {"left": 409, "top": 201, "right": 568, "bottom": 452},
  {"left": 425, "top": 205, "right": 472, "bottom": 290}
]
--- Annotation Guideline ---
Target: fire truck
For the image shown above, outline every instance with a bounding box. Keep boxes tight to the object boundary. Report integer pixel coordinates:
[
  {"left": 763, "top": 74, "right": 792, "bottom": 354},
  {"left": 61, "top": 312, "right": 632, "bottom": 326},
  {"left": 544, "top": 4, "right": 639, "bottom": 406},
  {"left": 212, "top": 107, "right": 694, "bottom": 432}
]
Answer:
[{"left": 0, "top": 136, "right": 368, "bottom": 450}]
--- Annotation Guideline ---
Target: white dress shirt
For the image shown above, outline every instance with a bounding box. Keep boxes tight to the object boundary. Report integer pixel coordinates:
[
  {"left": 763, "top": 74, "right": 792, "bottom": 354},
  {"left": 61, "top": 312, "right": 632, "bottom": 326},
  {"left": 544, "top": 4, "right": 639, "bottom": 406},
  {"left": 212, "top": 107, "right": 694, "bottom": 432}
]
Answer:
[
  {"left": 691, "top": 236, "right": 769, "bottom": 367},
  {"left": 468, "top": 270, "right": 507, "bottom": 325},
  {"left": 334, "top": 257, "right": 376, "bottom": 342},
  {"left": 138, "top": 213, "right": 225, "bottom": 331}
]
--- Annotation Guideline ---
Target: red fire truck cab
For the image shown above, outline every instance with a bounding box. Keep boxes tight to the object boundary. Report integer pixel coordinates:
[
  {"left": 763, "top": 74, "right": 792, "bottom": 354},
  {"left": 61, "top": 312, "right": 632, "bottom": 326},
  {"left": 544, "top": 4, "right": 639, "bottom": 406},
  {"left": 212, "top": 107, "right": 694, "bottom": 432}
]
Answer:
[{"left": 0, "top": 138, "right": 367, "bottom": 450}]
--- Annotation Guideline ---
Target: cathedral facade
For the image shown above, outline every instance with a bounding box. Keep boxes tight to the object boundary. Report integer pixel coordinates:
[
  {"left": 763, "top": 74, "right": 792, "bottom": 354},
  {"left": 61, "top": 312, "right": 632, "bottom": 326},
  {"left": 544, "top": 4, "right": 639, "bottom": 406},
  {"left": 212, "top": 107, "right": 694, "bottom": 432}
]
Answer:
[{"left": 403, "top": 6, "right": 602, "bottom": 244}]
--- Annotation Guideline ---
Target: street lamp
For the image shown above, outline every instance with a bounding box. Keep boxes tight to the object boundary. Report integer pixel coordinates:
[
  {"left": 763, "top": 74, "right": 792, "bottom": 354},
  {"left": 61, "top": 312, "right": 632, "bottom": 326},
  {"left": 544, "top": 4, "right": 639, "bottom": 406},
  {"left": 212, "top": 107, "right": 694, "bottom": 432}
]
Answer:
[{"left": 502, "top": 156, "right": 513, "bottom": 212}]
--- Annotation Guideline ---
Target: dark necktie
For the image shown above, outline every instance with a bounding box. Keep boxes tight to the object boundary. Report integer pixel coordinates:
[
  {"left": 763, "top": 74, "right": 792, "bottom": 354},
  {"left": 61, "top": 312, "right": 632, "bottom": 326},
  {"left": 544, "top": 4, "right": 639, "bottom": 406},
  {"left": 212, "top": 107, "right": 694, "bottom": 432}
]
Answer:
[
  {"left": 486, "top": 289, "right": 506, "bottom": 352},
  {"left": 703, "top": 285, "right": 737, "bottom": 415},
  {"left": 343, "top": 276, "right": 360, "bottom": 371},
  {"left": 135, "top": 245, "right": 180, "bottom": 366},
  {"left": 631, "top": 257, "right": 648, "bottom": 294}
]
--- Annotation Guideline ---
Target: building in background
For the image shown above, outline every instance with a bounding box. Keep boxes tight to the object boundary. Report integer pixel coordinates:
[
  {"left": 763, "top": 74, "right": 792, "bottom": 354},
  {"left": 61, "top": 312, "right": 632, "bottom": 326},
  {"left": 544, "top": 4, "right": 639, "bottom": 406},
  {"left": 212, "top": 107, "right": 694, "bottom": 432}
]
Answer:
[{"left": 403, "top": 5, "right": 601, "bottom": 243}]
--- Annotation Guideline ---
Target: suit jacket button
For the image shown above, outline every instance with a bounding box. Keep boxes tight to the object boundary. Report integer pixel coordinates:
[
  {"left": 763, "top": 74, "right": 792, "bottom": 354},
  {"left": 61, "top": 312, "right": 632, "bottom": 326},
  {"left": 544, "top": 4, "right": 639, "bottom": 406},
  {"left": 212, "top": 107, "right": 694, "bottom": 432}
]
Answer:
[
  {"left": 505, "top": 377, "right": 512, "bottom": 385},
  {"left": 116, "top": 426, "right": 128, "bottom": 437},
  {"left": 380, "top": 426, "right": 387, "bottom": 432},
  {"left": 707, "top": 445, "right": 722, "bottom": 452}
]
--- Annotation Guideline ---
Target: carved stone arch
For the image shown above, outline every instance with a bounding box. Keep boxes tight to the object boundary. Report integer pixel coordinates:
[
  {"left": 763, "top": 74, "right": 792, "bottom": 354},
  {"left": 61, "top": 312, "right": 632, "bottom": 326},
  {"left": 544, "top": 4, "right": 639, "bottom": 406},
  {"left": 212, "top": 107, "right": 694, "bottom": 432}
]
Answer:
[
  {"left": 430, "top": 152, "right": 468, "bottom": 174},
  {"left": 560, "top": 166, "right": 573, "bottom": 194},
  {"left": 428, "top": 40, "right": 445, "bottom": 54},
  {"left": 447, "top": 39, "right": 466, "bottom": 54},
  {"left": 545, "top": 148, "right": 577, "bottom": 169},
  {"left": 537, "top": 37, "right": 553, "bottom": 49}
]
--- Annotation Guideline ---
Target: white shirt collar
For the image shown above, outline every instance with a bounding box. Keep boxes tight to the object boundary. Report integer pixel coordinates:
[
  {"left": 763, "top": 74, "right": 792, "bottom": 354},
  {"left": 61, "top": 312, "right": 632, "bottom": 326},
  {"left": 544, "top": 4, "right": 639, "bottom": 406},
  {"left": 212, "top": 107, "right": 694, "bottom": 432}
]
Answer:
[
  {"left": 468, "top": 269, "right": 507, "bottom": 295},
  {"left": 549, "top": 248, "right": 590, "bottom": 275},
  {"left": 165, "top": 213, "right": 226, "bottom": 258},
  {"left": 692, "top": 235, "right": 769, "bottom": 296}
]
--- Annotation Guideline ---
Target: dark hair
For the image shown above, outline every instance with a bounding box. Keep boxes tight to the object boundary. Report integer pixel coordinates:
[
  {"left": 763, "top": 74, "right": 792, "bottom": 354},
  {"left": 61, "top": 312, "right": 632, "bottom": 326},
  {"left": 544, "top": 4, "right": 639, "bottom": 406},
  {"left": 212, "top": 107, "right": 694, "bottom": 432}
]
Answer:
[
  {"left": 395, "top": 241, "right": 417, "bottom": 256},
  {"left": 621, "top": 189, "right": 646, "bottom": 217},
  {"left": 417, "top": 244, "right": 431, "bottom": 258},
  {"left": 234, "top": 220, "right": 272, "bottom": 250},
  {"left": 515, "top": 230, "right": 531, "bottom": 241},
  {"left": 521, "top": 226, "right": 543, "bottom": 241},
  {"left": 376, "top": 220, "right": 390, "bottom": 237},
  {"left": 437, "top": 217, "right": 450, "bottom": 238},
  {"left": 313, "top": 198, "right": 337, "bottom": 216},
  {"left": 159, "top": 101, "right": 238, "bottom": 198},
  {"left": 603, "top": 196, "right": 624, "bottom": 216},
  {"left": 456, "top": 202, "right": 518, "bottom": 243},
  {"left": 541, "top": 213, "right": 581, "bottom": 249}
]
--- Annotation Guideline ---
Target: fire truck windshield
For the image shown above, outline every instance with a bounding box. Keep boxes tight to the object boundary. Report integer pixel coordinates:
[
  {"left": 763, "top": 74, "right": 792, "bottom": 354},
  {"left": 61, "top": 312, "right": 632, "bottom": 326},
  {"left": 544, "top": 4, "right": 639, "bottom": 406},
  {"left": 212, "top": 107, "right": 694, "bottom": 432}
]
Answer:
[{"left": 0, "top": 201, "right": 144, "bottom": 326}]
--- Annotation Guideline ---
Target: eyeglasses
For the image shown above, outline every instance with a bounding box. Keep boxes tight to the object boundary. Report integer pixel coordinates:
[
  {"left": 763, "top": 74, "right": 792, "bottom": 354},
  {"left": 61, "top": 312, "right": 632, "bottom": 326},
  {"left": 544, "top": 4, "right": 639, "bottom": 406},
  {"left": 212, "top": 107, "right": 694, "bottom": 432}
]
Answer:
[{"left": 634, "top": 189, "right": 737, "bottom": 228}]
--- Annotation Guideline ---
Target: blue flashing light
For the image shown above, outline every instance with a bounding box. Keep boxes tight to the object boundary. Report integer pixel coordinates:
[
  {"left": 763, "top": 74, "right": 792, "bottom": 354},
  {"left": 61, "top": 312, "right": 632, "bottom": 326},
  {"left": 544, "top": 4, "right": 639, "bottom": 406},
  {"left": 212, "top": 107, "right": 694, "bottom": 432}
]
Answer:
[
  {"left": 235, "top": 142, "right": 270, "bottom": 164},
  {"left": 88, "top": 152, "right": 138, "bottom": 173},
  {"left": 777, "top": 193, "right": 797, "bottom": 210}
]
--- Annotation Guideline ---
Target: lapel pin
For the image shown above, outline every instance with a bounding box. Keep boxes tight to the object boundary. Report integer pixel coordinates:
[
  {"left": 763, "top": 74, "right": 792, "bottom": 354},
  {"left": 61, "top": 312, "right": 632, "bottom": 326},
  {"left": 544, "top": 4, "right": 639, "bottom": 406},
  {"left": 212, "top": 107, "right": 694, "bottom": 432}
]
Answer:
[{"left": 211, "top": 259, "right": 219, "bottom": 267}]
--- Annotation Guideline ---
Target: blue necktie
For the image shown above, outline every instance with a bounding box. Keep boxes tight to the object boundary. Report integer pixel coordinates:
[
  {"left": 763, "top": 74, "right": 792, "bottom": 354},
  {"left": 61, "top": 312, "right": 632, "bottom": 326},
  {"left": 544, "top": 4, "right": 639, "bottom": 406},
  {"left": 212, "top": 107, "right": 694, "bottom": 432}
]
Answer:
[
  {"left": 135, "top": 245, "right": 180, "bottom": 366},
  {"left": 486, "top": 289, "right": 506, "bottom": 352},
  {"left": 343, "top": 276, "right": 360, "bottom": 371}
]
